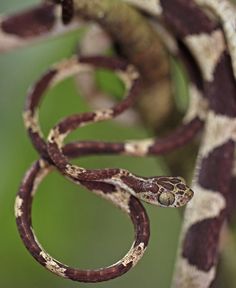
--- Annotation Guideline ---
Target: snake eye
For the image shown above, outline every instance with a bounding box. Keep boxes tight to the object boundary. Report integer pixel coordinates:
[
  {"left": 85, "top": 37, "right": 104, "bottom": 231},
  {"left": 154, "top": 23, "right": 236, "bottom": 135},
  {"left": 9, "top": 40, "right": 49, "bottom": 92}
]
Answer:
[{"left": 158, "top": 192, "right": 175, "bottom": 206}]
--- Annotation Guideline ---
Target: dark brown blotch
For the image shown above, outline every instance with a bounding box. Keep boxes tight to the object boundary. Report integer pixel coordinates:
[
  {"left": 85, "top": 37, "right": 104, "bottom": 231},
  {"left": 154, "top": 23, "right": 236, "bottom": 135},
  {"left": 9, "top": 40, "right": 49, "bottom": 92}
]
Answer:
[
  {"left": 177, "top": 190, "right": 185, "bottom": 195},
  {"left": 2, "top": 4, "right": 55, "bottom": 38},
  {"left": 169, "top": 178, "right": 182, "bottom": 184},
  {"left": 182, "top": 214, "right": 224, "bottom": 271},
  {"left": 177, "top": 183, "right": 186, "bottom": 190}
]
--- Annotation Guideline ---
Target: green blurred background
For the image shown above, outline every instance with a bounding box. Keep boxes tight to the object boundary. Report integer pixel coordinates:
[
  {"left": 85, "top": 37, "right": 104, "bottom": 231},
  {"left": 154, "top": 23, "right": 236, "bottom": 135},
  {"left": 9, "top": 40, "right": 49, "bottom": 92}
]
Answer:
[{"left": 0, "top": 1, "right": 185, "bottom": 287}]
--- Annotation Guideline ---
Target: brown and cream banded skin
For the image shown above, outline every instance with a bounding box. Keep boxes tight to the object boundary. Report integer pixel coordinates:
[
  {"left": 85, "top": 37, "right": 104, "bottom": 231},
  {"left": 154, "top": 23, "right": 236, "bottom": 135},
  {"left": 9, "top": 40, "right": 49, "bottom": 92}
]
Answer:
[
  {"left": 3, "top": 0, "right": 236, "bottom": 286},
  {"left": 151, "top": 1, "right": 236, "bottom": 287}
]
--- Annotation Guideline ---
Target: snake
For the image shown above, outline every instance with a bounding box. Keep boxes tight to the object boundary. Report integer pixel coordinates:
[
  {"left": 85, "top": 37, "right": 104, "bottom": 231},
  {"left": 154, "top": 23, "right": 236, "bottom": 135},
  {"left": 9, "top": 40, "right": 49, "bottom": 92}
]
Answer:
[
  {"left": 1, "top": 0, "right": 236, "bottom": 286},
  {"left": 14, "top": 53, "right": 194, "bottom": 282}
]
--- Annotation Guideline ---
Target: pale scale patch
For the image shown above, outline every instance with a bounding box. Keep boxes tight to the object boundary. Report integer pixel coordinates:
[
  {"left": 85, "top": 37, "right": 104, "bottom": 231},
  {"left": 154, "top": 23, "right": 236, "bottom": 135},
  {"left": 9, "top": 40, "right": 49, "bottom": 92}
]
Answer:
[
  {"left": 65, "top": 164, "right": 86, "bottom": 178},
  {"left": 38, "top": 158, "right": 49, "bottom": 169},
  {"left": 93, "top": 190, "right": 131, "bottom": 213},
  {"left": 116, "top": 65, "right": 139, "bottom": 91},
  {"left": 14, "top": 196, "right": 23, "bottom": 218},
  {"left": 172, "top": 257, "right": 216, "bottom": 288},
  {"left": 51, "top": 57, "right": 93, "bottom": 88},
  {"left": 183, "top": 85, "right": 208, "bottom": 123},
  {"left": 194, "top": 0, "right": 236, "bottom": 78},
  {"left": 47, "top": 127, "right": 68, "bottom": 149},
  {"left": 40, "top": 251, "right": 67, "bottom": 278},
  {"left": 124, "top": 139, "right": 154, "bottom": 156},
  {"left": 122, "top": 242, "right": 145, "bottom": 267},
  {"left": 182, "top": 183, "right": 226, "bottom": 232},
  {"left": 94, "top": 109, "right": 113, "bottom": 121},
  {"left": 200, "top": 111, "right": 236, "bottom": 157},
  {"left": 184, "top": 30, "right": 225, "bottom": 81},
  {"left": 124, "top": 0, "right": 162, "bottom": 16},
  {"left": 23, "top": 110, "right": 42, "bottom": 135}
]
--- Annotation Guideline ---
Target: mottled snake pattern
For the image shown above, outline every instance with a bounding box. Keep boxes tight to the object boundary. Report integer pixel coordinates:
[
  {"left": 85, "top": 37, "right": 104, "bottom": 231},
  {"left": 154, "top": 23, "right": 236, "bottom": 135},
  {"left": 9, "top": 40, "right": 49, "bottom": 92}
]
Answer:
[{"left": 1, "top": 0, "right": 236, "bottom": 286}]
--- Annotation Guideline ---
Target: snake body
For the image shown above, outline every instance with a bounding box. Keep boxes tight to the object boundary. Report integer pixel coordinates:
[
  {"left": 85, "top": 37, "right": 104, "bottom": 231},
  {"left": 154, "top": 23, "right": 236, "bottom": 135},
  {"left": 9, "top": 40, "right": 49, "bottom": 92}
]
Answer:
[
  {"left": 15, "top": 54, "right": 194, "bottom": 282},
  {"left": 2, "top": 0, "right": 236, "bottom": 286}
]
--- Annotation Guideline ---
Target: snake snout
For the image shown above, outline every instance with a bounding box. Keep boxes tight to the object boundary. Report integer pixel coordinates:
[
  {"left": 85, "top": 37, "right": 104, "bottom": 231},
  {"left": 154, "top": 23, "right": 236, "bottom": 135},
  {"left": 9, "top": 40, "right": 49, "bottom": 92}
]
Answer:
[
  {"left": 180, "top": 188, "right": 194, "bottom": 206},
  {"left": 187, "top": 188, "right": 194, "bottom": 200}
]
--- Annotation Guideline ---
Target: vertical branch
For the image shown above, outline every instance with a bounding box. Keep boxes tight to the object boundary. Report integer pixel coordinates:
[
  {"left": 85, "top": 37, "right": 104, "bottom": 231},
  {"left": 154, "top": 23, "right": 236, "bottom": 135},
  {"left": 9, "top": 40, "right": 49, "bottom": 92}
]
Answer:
[{"left": 72, "top": 0, "right": 174, "bottom": 131}]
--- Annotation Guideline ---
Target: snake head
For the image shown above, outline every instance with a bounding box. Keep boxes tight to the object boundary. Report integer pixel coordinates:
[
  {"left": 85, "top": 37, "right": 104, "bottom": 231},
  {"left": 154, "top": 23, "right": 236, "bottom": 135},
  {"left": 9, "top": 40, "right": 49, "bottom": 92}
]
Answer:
[{"left": 140, "top": 176, "right": 194, "bottom": 208}]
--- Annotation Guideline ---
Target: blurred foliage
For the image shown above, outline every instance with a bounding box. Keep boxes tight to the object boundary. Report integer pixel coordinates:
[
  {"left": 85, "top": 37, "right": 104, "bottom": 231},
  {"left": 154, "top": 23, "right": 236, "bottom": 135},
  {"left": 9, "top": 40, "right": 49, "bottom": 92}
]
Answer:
[
  {"left": 0, "top": 1, "right": 188, "bottom": 288},
  {"left": 96, "top": 68, "right": 125, "bottom": 100}
]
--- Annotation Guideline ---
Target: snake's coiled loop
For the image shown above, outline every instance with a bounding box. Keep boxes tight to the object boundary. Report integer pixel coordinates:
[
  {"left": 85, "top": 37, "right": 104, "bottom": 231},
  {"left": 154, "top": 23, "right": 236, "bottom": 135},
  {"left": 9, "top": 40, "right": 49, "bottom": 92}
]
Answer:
[
  {"left": 17, "top": 56, "right": 151, "bottom": 282},
  {"left": 16, "top": 158, "right": 150, "bottom": 282},
  {"left": 16, "top": 53, "right": 193, "bottom": 282}
]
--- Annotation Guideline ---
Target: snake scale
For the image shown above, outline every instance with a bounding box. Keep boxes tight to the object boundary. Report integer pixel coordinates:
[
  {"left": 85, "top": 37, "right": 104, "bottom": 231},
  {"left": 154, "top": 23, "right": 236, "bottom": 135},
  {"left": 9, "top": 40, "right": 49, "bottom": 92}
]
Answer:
[{"left": 1, "top": 0, "right": 236, "bottom": 287}]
